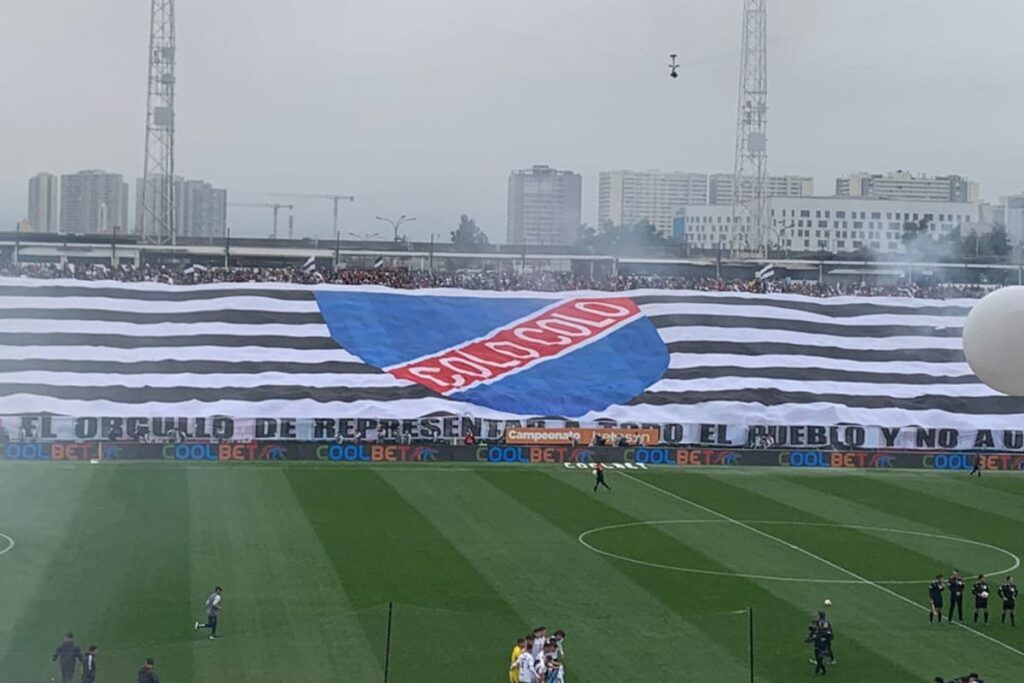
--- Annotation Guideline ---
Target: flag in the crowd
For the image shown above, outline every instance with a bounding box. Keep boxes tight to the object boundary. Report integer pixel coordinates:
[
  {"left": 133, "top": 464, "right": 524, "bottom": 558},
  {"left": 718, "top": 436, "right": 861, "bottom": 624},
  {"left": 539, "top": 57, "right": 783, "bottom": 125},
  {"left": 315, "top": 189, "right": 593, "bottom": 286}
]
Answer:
[
  {"left": 183, "top": 264, "right": 207, "bottom": 276},
  {"left": 373, "top": 256, "right": 385, "bottom": 270},
  {"left": 0, "top": 278, "right": 1014, "bottom": 431},
  {"left": 756, "top": 263, "right": 775, "bottom": 282},
  {"left": 302, "top": 256, "right": 316, "bottom": 273}
]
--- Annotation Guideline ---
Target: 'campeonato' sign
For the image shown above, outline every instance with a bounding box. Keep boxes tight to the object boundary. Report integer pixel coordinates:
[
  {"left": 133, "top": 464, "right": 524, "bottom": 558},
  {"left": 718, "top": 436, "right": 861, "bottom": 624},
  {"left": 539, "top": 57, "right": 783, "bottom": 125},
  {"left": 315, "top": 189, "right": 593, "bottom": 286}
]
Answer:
[{"left": 504, "top": 427, "right": 661, "bottom": 445}]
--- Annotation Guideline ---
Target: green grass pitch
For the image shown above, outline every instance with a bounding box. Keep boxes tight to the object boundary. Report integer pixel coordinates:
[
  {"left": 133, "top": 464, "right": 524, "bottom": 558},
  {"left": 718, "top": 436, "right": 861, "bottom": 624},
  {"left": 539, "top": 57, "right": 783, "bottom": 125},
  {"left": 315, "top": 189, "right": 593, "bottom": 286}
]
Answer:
[{"left": 1, "top": 462, "right": 1022, "bottom": 681}]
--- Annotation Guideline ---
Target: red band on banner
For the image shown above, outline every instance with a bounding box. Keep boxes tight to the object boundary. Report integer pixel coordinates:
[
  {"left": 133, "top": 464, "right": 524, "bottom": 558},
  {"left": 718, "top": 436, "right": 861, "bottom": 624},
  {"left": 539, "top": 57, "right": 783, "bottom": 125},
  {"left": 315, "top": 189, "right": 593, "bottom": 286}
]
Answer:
[{"left": 387, "top": 297, "right": 641, "bottom": 394}]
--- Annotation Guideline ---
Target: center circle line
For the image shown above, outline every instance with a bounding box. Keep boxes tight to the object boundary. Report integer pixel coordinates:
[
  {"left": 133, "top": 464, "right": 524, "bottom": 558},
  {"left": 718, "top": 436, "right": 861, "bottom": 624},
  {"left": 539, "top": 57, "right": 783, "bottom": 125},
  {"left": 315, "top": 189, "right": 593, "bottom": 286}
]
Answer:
[{"left": 577, "top": 519, "right": 1020, "bottom": 585}]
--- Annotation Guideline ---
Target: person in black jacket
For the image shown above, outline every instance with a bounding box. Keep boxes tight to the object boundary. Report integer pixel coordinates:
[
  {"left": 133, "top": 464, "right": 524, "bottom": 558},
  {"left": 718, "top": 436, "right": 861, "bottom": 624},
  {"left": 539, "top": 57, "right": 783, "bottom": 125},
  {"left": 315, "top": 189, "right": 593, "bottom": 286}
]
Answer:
[
  {"left": 52, "top": 632, "right": 83, "bottom": 683},
  {"left": 929, "top": 575, "right": 945, "bottom": 624},
  {"left": 948, "top": 570, "right": 966, "bottom": 623},
  {"left": 82, "top": 645, "right": 98, "bottom": 683},
  {"left": 138, "top": 657, "right": 160, "bottom": 683}
]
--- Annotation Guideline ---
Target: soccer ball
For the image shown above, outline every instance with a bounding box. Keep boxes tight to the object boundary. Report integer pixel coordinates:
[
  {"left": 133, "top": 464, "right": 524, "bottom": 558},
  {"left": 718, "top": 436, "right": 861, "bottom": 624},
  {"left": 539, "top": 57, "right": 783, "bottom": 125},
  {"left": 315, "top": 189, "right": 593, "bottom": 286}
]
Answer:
[
  {"left": 981, "top": 591, "right": 989, "bottom": 599},
  {"left": 823, "top": 599, "right": 832, "bottom": 607}
]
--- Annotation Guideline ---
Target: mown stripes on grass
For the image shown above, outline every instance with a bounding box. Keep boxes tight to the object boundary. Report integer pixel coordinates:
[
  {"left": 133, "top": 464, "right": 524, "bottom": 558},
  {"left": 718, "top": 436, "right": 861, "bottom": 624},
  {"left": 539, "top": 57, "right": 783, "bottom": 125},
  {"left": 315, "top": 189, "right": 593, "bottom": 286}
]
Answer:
[
  {"left": 539, "top": 467, "right": 927, "bottom": 681},
  {"left": 636, "top": 469, "right": 1024, "bottom": 678},
  {"left": 0, "top": 463, "right": 1021, "bottom": 683},
  {"left": 283, "top": 468, "right": 526, "bottom": 682},
  {"left": 184, "top": 468, "right": 383, "bottom": 682},
  {"left": 0, "top": 466, "right": 195, "bottom": 682}
]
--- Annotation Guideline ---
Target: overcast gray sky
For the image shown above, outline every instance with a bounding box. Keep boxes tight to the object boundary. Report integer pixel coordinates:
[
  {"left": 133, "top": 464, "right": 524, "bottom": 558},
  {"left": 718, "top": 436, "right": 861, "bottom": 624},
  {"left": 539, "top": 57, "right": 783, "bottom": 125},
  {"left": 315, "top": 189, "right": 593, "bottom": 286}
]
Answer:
[{"left": 2, "top": 0, "right": 1023, "bottom": 242}]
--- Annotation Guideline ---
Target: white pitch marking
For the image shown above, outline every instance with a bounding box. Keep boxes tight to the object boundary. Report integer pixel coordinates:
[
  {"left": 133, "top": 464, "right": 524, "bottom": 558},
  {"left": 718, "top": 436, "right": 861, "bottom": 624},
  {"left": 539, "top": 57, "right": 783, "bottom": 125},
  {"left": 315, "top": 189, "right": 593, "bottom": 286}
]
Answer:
[
  {"left": 622, "top": 472, "right": 1024, "bottom": 660},
  {"left": 0, "top": 533, "right": 14, "bottom": 557},
  {"left": 578, "top": 519, "right": 1020, "bottom": 584}
]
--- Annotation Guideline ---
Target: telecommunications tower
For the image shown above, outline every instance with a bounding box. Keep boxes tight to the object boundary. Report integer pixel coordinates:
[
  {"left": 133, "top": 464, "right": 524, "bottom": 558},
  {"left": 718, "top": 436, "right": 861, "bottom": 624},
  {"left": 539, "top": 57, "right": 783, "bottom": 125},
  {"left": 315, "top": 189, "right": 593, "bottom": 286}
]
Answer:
[
  {"left": 141, "top": 0, "right": 177, "bottom": 244},
  {"left": 732, "top": 0, "right": 769, "bottom": 255}
]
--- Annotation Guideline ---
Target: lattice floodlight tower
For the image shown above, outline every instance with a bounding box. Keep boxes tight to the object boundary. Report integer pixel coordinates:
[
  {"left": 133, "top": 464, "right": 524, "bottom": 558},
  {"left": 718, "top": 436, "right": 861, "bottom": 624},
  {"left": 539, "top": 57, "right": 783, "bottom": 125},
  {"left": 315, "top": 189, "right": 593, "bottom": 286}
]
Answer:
[
  {"left": 731, "top": 0, "right": 769, "bottom": 256},
  {"left": 141, "top": 0, "right": 177, "bottom": 244}
]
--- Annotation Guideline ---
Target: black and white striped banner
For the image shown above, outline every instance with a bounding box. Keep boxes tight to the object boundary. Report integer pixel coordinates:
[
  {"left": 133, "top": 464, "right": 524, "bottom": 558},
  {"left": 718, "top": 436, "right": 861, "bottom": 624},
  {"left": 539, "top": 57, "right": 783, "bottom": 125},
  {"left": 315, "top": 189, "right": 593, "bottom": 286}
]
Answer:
[{"left": 1, "top": 278, "right": 1017, "bottom": 430}]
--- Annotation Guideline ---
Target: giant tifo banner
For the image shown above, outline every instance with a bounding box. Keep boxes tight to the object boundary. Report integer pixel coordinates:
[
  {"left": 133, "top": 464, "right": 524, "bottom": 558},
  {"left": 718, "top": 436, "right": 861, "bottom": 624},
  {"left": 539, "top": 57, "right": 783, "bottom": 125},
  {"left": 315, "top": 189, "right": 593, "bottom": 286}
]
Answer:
[{"left": 2, "top": 278, "right": 1019, "bottom": 431}]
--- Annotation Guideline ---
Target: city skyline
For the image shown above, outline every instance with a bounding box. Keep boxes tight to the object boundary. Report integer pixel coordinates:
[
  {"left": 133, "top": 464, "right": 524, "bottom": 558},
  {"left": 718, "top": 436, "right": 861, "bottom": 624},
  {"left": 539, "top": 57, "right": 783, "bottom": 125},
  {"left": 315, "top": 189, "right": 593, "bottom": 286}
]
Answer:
[
  {"left": 3, "top": 0, "right": 1024, "bottom": 241},
  {"left": 18, "top": 164, "right": 997, "bottom": 243}
]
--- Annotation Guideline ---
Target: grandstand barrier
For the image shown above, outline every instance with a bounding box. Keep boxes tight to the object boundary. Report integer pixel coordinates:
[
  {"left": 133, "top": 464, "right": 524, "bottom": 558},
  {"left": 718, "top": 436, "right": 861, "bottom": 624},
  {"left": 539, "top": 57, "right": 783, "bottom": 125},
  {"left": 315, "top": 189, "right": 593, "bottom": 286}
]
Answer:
[{"left": 4, "top": 442, "right": 1024, "bottom": 470}]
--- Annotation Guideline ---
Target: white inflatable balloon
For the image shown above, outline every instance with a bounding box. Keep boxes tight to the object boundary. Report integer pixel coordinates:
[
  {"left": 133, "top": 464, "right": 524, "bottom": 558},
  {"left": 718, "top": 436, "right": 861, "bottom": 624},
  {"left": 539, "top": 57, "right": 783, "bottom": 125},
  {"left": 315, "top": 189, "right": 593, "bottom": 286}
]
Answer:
[{"left": 962, "top": 286, "right": 1024, "bottom": 395}]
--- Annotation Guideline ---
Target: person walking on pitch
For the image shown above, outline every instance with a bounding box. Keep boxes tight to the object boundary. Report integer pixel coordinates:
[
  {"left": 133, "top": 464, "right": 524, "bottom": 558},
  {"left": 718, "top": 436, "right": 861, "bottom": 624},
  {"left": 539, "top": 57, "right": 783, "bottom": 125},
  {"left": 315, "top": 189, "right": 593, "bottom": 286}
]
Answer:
[
  {"left": 970, "top": 454, "right": 982, "bottom": 476},
  {"left": 948, "top": 570, "right": 966, "bottom": 623},
  {"left": 51, "top": 632, "right": 82, "bottom": 683},
  {"left": 806, "top": 626, "right": 830, "bottom": 676},
  {"left": 593, "top": 463, "right": 611, "bottom": 492},
  {"left": 82, "top": 645, "right": 98, "bottom": 683},
  {"left": 194, "top": 586, "right": 223, "bottom": 639},
  {"left": 814, "top": 611, "right": 835, "bottom": 665},
  {"left": 137, "top": 657, "right": 160, "bottom": 683}
]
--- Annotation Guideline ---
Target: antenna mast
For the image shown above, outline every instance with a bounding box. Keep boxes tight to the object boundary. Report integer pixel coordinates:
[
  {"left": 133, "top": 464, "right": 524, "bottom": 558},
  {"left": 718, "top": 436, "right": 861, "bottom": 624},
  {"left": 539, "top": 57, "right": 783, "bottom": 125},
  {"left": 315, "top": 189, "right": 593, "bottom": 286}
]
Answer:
[
  {"left": 141, "top": 0, "right": 177, "bottom": 244},
  {"left": 732, "top": 0, "right": 769, "bottom": 256}
]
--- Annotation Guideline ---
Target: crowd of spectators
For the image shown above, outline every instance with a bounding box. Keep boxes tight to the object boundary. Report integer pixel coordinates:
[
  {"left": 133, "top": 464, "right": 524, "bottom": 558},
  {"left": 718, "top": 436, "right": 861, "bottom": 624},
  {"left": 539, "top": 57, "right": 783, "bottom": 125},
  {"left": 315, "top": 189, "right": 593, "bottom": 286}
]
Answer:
[{"left": 0, "top": 261, "right": 994, "bottom": 299}]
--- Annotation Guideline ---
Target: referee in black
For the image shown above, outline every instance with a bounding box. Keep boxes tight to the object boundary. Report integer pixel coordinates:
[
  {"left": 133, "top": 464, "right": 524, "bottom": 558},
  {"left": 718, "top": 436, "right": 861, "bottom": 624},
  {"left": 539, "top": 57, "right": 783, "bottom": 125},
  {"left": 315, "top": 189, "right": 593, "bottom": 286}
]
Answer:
[
  {"left": 999, "top": 576, "right": 1017, "bottom": 626},
  {"left": 929, "top": 574, "right": 945, "bottom": 624},
  {"left": 948, "top": 569, "right": 966, "bottom": 623}
]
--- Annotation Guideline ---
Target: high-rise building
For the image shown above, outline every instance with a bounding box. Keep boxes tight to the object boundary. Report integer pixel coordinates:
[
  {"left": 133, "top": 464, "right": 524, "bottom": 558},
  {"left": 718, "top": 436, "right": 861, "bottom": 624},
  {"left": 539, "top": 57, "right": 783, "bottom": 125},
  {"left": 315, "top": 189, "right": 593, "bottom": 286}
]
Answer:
[
  {"left": 598, "top": 170, "right": 708, "bottom": 235},
  {"left": 835, "top": 171, "right": 980, "bottom": 203},
  {"left": 999, "top": 193, "right": 1024, "bottom": 247},
  {"left": 679, "top": 196, "right": 978, "bottom": 255},
  {"left": 708, "top": 173, "right": 813, "bottom": 205},
  {"left": 135, "top": 177, "right": 227, "bottom": 239},
  {"left": 59, "top": 170, "right": 129, "bottom": 234},
  {"left": 507, "top": 165, "right": 582, "bottom": 245},
  {"left": 27, "top": 173, "right": 60, "bottom": 232},
  {"left": 181, "top": 180, "right": 227, "bottom": 239}
]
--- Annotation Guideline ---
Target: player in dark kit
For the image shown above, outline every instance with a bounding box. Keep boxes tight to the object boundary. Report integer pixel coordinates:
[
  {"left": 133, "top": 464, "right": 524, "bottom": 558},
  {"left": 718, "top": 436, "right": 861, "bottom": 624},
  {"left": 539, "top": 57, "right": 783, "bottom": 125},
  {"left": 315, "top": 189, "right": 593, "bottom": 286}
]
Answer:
[
  {"left": 809, "top": 611, "right": 835, "bottom": 665},
  {"left": 593, "top": 463, "right": 611, "bottom": 492},
  {"left": 51, "top": 632, "right": 83, "bottom": 683},
  {"left": 82, "top": 645, "right": 98, "bottom": 683},
  {"left": 948, "top": 569, "right": 966, "bottom": 623},
  {"left": 970, "top": 454, "right": 982, "bottom": 477},
  {"left": 928, "top": 574, "right": 945, "bottom": 623},
  {"left": 998, "top": 576, "right": 1017, "bottom": 626},
  {"left": 972, "top": 575, "right": 990, "bottom": 626},
  {"left": 806, "top": 626, "right": 830, "bottom": 675},
  {"left": 138, "top": 657, "right": 160, "bottom": 683}
]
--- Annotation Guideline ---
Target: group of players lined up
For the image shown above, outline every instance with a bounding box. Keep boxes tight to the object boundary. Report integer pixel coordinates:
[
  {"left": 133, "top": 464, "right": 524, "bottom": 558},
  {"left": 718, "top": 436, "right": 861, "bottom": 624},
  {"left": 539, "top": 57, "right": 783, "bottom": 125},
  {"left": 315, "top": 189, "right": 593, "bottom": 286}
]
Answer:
[
  {"left": 509, "top": 627, "right": 566, "bottom": 683},
  {"left": 928, "top": 572, "right": 1017, "bottom": 626}
]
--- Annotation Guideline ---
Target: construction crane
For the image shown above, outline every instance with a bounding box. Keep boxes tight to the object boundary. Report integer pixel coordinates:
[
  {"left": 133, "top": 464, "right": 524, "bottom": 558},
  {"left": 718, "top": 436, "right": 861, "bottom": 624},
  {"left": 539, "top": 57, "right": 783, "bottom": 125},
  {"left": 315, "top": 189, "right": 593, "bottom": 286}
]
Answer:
[
  {"left": 227, "top": 202, "right": 294, "bottom": 239},
  {"left": 269, "top": 193, "right": 355, "bottom": 242}
]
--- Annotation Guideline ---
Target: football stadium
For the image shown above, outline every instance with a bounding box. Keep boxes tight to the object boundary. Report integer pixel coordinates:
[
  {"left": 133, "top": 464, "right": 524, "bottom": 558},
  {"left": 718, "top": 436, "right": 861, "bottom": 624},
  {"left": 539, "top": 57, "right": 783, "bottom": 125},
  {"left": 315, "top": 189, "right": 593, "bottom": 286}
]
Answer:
[
  {"left": 4, "top": 2, "right": 1024, "bottom": 683},
  {"left": 1, "top": 265, "right": 1023, "bottom": 682}
]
